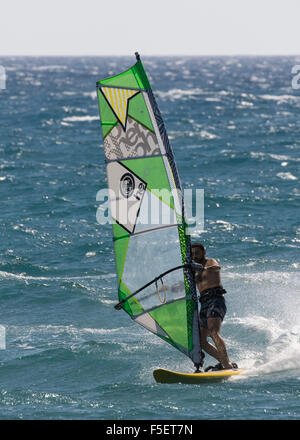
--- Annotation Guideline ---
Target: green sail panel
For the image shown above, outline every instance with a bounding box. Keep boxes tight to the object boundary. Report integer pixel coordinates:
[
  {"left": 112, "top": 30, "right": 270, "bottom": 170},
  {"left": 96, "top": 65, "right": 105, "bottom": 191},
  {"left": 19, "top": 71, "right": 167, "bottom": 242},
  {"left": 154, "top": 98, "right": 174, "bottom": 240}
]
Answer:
[
  {"left": 150, "top": 300, "right": 189, "bottom": 351},
  {"left": 112, "top": 221, "right": 129, "bottom": 283},
  {"left": 96, "top": 55, "right": 201, "bottom": 366},
  {"left": 128, "top": 92, "right": 154, "bottom": 132},
  {"left": 97, "top": 60, "right": 151, "bottom": 90}
]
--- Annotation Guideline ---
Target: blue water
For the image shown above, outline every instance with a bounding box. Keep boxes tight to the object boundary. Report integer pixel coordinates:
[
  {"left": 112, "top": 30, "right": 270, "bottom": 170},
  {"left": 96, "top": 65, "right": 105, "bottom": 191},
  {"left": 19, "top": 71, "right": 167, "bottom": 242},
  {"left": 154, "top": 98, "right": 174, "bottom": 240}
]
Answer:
[{"left": 0, "top": 56, "right": 299, "bottom": 420}]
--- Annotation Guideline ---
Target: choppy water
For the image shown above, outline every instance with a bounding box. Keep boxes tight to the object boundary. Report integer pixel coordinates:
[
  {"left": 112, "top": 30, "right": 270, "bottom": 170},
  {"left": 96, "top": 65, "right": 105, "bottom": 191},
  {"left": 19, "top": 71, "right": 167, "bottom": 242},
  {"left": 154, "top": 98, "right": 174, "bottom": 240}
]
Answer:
[{"left": 0, "top": 56, "right": 299, "bottom": 420}]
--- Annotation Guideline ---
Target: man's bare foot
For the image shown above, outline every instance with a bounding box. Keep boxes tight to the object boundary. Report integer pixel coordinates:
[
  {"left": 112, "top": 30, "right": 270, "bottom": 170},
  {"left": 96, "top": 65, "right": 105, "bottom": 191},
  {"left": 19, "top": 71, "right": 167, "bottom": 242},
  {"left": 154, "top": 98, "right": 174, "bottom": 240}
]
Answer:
[
  {"left": 222, "top": 363, "right": 233, "bottom": 369},
  {"left": 223, "top": 362, "right": 238, "bottom": 369}
]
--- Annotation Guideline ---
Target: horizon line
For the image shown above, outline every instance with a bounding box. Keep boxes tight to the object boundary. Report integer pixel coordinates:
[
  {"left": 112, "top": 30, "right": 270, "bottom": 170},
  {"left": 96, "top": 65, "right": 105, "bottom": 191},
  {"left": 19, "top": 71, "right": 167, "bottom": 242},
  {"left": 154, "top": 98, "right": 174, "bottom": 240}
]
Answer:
[{"left": 1, "top": 53, "right": 300, "bottom": 58}]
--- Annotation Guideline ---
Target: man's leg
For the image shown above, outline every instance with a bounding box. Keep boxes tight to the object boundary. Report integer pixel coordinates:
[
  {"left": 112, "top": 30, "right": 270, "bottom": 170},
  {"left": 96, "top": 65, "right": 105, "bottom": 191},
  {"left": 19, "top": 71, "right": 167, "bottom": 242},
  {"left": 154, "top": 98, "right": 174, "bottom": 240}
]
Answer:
[
  {"left": 200, "top": 325, "right": 222, "bottom": 363},
  {"left": 207, "top": 317, "right": 232, "bottom": 369}
]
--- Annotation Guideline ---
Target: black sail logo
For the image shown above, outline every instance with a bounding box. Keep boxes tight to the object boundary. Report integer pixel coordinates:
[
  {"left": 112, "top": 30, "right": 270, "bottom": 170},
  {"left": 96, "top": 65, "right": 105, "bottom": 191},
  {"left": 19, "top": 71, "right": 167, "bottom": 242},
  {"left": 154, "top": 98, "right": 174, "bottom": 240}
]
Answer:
[
  {"left": 120, "top": 173, "right": 135, "bottom": 198},
  {"left": 107, "top": 162, "right": 147, "bottom": 233}
]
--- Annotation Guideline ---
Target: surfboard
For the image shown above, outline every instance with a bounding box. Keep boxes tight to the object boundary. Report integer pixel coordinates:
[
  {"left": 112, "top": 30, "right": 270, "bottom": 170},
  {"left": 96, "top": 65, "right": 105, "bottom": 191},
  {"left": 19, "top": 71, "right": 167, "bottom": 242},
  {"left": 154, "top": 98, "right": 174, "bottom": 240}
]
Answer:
[{"left": 153, "top": 368, "right": 244, "bottom": 384}]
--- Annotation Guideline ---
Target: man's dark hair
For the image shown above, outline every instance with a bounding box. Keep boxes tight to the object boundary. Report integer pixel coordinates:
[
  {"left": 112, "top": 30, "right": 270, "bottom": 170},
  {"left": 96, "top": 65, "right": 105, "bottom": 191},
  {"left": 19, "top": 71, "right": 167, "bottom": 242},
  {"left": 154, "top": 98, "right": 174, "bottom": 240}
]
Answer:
[{"left": 191, "top": 242, "right": 206, "bottom": 251}]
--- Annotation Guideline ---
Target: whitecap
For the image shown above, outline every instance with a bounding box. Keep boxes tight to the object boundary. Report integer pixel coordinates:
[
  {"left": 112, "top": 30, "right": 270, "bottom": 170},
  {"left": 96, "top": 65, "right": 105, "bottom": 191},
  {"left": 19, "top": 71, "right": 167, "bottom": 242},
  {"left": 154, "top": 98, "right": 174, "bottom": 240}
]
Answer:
[
  {"left": 277, "top": 172, "right": 297, "bottom": 180},
  {"left": 199, "top": 130, "right": 217, "bottom": 139},
  {"left": 250, "top": 75, "right": 266, "bottom": 83},
  {"left": 62, "top": 115, "right": 98, "bottom": 123},
  {"left": 0, "top": 271, "right": 116, "bottom": 282},
  {"left": 156, "top": 88, "right": 203, "bottom": 100},
  {"left": 82, "top": 91, "right": 97, "bottom": 99},
  {"left": 205, "top": 97, "right": 220, "bottom": 102},
  {"left": 85, "top": 251, "right": 96, "bottom": 258},
  {"left": 239, "top": 100, "right": 254, "bottom": 107},
  {"left": 215, "top": 220, "right": 235, "bottom": 231},
  {"left": 260, "top": 94, "right": 300, "bottom": 103},
  {"left": 31, "top": 65, "right": 67, "bottom": 72}
]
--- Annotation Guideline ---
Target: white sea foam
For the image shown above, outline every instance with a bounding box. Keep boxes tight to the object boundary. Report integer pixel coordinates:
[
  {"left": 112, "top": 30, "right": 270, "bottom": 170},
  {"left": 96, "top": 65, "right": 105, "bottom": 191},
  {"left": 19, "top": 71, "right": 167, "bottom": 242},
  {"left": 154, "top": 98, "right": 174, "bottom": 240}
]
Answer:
[
  {"left": 251, "top": 331, "right": 300, "bottom": 375},
  {"left": 238, "top": 100, "right": 254, "bottom": 107},
  {"left": 222, "top": 263, "right": 300, "bottom": 377},
  {"left": 250, "top": 151, "right": 300, "bottom": 163},
  {"left": 276, "top": 172, "right": 297, "bottom": 181},
  {"left": 10, "top": 324, "right": 128, "bottom": 354},
  {"left": 62, "top": 115, "right": 98, "bottom": 123},
  {"left": 205, "top": 97, "right": 220, "bottom": 102},
  {"left": 156, "top": 88, "right": 231, "bottom": 101},
  {"left": 223, "top": 270, "right": 300, "bottom": 286},
  {"left": 227, "top": 316, "right": 300, "bottom": 377},
  {"left": 199, "top": 130, "right": 217, "bottom": 139},
  {"left": 259, "top": 94, "right": 300, "bottom": 103},
  {"left": 0, "top": 270, "right": 115, "bottom": 282},
  {"left": 156, "top": 88, "right": 202, "bottom": 100},
  {"left": 250, "top": 75, "right": 267, "bottom": 83},
  {"left": 13, "top": 324, "right": 127, "bottom": 337},
  {"left": 85, "top": 251, "right": 96, "bottom": 258},
  {"left": 31, "top": 65, "right": 67, "bottom": 72},
  {"left": 82, "top": 91, "right": 97, "bottom": 100}
]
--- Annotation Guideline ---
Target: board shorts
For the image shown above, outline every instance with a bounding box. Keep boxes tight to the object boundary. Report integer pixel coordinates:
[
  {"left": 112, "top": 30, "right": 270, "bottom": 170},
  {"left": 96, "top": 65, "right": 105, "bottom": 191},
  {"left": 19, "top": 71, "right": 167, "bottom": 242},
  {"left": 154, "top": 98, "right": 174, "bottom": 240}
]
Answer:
[{"left": 199, "top": 287, "right": 227, "bottom": 328}]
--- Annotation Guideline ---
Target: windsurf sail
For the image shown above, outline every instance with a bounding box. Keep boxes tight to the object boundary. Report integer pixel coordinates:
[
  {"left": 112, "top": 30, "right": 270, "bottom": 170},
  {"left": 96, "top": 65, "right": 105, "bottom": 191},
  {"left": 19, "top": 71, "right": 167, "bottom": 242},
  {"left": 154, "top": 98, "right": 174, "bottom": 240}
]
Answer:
[{"left": 96, "top": 53, "right": 202, "bottom": 368}]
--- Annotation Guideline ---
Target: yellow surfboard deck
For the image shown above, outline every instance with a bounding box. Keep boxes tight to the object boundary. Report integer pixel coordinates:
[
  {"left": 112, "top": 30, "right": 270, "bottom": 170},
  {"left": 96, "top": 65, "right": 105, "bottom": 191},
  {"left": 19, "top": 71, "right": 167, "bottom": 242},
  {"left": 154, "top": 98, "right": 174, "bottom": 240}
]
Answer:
[{"left": 153, "top": 368, "right": 244, "bottom": 384}]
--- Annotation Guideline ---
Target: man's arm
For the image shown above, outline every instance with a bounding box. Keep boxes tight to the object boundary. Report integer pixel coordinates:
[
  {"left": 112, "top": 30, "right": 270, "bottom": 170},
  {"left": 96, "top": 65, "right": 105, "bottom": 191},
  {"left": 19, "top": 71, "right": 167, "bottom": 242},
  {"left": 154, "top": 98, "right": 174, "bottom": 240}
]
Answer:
[{"left": 204, "top": 258, "right": 220, "bottom": 270}]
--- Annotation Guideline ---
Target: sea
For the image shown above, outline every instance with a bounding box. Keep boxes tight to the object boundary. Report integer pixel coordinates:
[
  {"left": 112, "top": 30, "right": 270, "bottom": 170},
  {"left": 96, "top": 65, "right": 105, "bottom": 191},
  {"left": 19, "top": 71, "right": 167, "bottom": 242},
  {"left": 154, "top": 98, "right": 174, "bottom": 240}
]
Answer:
[{"left": 0, "top": 56, "right": 299, "bottom": 421}]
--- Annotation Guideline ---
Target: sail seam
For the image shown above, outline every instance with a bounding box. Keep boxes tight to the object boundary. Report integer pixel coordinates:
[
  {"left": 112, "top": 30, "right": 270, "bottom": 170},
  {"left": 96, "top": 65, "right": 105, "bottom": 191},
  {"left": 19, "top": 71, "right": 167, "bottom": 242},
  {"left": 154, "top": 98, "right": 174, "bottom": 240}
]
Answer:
[
  {"left": 104, "top": 153, "right": 166, "bottom": 164},
  {"left": 113, "top": 224, "right": 181, "bottom": 241},
  {"left": 97, "top": 84, "right": 146, "bottom": 92}
]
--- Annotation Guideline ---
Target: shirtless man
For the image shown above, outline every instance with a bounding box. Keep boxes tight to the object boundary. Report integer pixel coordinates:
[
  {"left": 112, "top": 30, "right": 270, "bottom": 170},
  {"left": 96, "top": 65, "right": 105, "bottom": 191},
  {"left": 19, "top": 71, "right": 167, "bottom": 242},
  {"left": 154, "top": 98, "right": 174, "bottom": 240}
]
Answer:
[{"left": 191, "top": 242, "right": 236, "bottom": 370}]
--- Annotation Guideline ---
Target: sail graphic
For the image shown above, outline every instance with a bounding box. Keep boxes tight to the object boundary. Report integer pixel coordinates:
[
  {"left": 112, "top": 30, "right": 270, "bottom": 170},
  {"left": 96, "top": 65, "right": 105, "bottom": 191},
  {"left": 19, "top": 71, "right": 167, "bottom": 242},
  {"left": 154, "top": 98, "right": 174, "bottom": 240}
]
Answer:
[
  {"left": 100, "top": 87, "right": 139, "bottom": 130},
  {"left": 96, "top": 54, "right": 202, "bottom": 367}
]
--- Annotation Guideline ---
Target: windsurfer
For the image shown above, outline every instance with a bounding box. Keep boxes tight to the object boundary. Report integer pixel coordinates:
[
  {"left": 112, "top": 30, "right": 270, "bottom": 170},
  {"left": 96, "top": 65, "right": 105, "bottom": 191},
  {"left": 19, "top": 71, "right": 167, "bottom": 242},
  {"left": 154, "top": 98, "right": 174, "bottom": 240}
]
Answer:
[{"left": 192, "top": 242, "right": 236, "bottom": 371}]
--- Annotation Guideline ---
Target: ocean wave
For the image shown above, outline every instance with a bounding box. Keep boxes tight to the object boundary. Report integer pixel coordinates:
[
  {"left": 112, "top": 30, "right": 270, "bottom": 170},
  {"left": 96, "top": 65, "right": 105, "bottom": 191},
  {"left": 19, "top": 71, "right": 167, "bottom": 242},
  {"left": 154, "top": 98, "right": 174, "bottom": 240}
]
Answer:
[
  {"left": 156, "top": 88, "right": 232, "bottom": 101},
  {"left": 250, "top": 151, "right": 300, "bottom": 162},
  {"left": 8, "top": 324, "right": 129, "bottom": 356},
  {"left": 223, "top": 270, "right": 300, "bottom": 285},
  {"left": 156, "top": 88, "right": 204, "bottom": 100},
  {"left": 31, "top": 65, "right": 68, "bottom": 72},
  {"left": 0, "top": 271, "right": 116, "bottom": 282},
  {"left": 259, "top": 94, "right": 300, "bottom": 103}
]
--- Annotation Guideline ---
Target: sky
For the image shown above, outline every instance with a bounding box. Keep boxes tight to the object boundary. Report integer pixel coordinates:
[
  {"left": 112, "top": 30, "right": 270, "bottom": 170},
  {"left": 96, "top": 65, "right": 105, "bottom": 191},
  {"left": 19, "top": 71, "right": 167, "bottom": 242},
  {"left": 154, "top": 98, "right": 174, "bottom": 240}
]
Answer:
[{"left": 0, "top": 0, "right": 300, "bottom": 56}]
